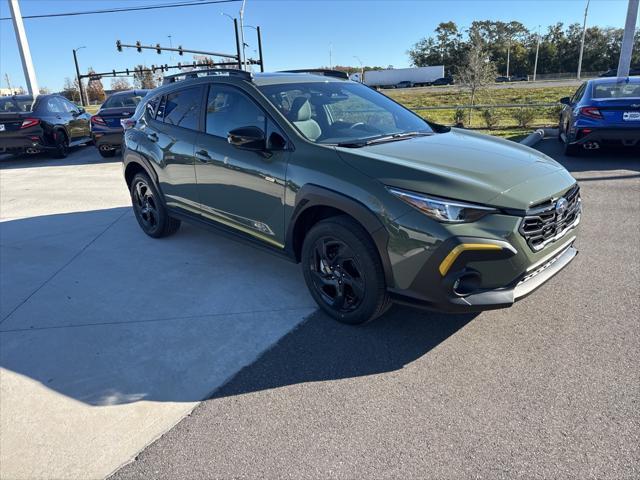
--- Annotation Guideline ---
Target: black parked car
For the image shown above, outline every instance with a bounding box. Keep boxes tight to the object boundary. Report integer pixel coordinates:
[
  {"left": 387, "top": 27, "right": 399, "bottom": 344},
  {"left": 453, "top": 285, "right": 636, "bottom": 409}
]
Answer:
[
  {"left": 509, "top": 74, "right": 528, "bottom": 82},
  {"left": 495, "top": 76, "right": 510, "bottom": 83},
  {"left": 432, "top": 76, "right": 454, "bottom": 86},
  {"left": 0, "top": 94, "right": 91, "bottom": 157},
  {"left": 91, "top": 89, "right": 148, "bottom": 157}
]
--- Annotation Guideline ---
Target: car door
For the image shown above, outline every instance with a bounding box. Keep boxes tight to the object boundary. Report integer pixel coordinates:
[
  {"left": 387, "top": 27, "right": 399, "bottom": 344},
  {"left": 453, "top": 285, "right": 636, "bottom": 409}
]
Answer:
[
  {"left": 143, "top": 86, "right": 203, "bottom": 214},
  {"left": 193, "top": 83, "right": 289, "bottom": 248},
  {"left": 61, "top": 97, "right": 90, "bottom": 139}
]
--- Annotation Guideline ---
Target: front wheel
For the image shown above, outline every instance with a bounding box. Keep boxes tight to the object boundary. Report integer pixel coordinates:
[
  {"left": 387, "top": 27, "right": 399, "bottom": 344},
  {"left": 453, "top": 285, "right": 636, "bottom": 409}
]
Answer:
[
  {"left": 130, "top": 173, "right": 181, "bottom": 238},
  {"left": 98, "top": 148, "right": 116, "bottom": 158},
  {"left": 301, "top": 215, "right": 390, "bottom": 325}
]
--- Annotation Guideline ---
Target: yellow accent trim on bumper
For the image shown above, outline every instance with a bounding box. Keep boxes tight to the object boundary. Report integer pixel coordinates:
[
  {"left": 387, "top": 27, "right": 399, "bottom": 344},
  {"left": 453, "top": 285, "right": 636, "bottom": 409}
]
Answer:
[{"left": 438, "top": 243, "right": 503, "bottom": 276}]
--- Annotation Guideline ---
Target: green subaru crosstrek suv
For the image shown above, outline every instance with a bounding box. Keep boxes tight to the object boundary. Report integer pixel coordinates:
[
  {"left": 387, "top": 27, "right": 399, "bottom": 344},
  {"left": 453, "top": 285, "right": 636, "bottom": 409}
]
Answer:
[{"left": 122, "top": 70, "right": 581, "bottom": 324}]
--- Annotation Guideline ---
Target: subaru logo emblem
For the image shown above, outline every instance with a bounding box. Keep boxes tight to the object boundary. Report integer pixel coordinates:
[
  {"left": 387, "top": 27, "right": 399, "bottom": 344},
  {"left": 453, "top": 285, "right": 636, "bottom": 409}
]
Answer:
[{"left": 555, "top": 198, "right": 568, "bottom": 217}]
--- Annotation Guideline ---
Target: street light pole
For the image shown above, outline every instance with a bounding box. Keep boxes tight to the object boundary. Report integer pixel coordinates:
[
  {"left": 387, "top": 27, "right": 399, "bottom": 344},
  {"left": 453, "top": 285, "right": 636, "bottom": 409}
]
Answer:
[
  {"left": 239, "top": 0, "right": 247, "bottom": 70},
  {"left": 533, "top": 30, "right": 541, "bottom": 82},
  {"left": 617, "top": 0, "right": 639, "bottom": 78},
  {"left": 73, "top": 46, "right": 87, "bottom": 106},
  {"left": 506, "top": 39, "right": 511, "bottom": 78},
  {"left": 354, "top": 56, "right": 364, "bottom": 81},
  {"left": 577, "top": 0, "right": 590, "bottom": 80},
  {"left": 8, "top": 0, "right": 39, "bottom": 96},
  {"left": 244, "top": 25, "right": 264, "bottom": 72}
]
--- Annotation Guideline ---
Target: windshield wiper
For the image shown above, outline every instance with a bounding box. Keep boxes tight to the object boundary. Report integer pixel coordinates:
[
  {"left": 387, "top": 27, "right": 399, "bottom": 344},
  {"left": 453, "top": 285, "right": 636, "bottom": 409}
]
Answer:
[{"left": 337, "top": 131, "right": 432, "bottom": 148}]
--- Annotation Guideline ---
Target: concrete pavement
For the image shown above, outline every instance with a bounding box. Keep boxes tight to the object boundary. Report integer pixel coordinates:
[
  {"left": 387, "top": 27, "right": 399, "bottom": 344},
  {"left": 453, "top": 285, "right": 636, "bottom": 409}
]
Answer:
[{"left": 0, "top": 148, "right": 315, "bottom": 479}]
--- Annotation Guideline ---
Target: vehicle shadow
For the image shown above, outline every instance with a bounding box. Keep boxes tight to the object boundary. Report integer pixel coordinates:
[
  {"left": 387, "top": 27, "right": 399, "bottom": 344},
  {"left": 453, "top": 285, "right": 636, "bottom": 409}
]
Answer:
[
  {"left": 210, "top": 308, "right": 476, "bottom": 400},
  {"left": 0, "top": 207, "right": 476, "bottom": 406},
  {"left": 0, "top": 145, "right": 120, "bottom": 170}
]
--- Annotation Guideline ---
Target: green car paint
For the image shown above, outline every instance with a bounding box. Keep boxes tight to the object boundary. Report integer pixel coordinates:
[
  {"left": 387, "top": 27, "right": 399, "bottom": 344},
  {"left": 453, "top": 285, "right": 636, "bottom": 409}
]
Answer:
[{"left": 123, "top": 72, "right": 580, "bottom": 315}]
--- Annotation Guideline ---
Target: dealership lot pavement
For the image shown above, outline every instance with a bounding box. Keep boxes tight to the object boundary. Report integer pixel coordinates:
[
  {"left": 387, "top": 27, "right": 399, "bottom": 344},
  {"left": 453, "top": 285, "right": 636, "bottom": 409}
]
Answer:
[
  {"left": 0, "top": 148, "right": 315, "bottom": 479},
  {"left": 1, "top": 140, "right": 639, "bottom": 479},
  {"left": 111, "top": 140, "right": 640, "bottom": 480}
]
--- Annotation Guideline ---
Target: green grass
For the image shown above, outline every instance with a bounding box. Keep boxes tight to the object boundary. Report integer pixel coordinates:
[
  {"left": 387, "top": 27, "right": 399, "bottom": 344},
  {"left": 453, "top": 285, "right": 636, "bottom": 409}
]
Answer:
[
  {"left": 84, "top": 105, "right": 99, "bottom": 115},
  {"left": 386, "top": 85, "right": 575, "bottom": 131}
]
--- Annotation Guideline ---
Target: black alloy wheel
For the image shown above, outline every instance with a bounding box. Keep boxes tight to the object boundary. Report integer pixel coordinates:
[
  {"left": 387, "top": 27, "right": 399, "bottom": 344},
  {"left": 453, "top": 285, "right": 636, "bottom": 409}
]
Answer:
[
  {"left": 309, "top": 236, "right": 365, "bottom": 313},
  {"left": 130, "top": 172, "right": 181, "bottom": 238},
  {"left": 302, "top": 215, "right": 390, "bottom": 325}
]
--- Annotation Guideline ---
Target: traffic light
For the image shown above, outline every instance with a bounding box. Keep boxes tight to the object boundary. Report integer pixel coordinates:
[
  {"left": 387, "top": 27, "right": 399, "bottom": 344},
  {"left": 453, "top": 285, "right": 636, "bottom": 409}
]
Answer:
[
  {"left": 116, "top": 40, "right": 122, "bottom": 52},
  {"left": 136, "top": 41, "right": 142, "bottom": 53},
  {"left": 156, "top": 43, "right": 161, "bottom": 54},
  {"left": 178, "top": 45, "right": 183, "bottom": 56}
]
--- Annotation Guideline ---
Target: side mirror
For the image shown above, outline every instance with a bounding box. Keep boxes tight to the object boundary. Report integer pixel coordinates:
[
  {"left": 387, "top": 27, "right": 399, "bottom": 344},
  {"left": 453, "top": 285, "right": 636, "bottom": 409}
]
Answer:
[
  {"left": 559, "top": 97, "right": 571, "bottom": 105},
  {"left": 78, "top": 107, "right": 86, "bottom": 114},
  {"left": 227, "top": 126, "right": 266, "bottom": 151}
]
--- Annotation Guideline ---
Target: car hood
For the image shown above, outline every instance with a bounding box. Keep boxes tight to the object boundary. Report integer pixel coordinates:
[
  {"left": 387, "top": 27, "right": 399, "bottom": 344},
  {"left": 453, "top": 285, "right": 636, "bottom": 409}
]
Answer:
[{"left": 335, "top": 128, "right": 576, "bottom": 210}]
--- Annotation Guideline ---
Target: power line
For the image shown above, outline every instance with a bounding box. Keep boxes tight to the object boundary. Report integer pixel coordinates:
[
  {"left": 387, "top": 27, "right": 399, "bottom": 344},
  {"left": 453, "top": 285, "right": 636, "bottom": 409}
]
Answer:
[{"left": 0, "top": 0, "right": 240, "bottom": 21}]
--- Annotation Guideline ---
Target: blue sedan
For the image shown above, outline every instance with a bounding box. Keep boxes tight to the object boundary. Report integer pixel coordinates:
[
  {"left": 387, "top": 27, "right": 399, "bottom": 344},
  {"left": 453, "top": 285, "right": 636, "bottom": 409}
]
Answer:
[
  {"left": 90, "top": 89, "right": 148, "bottom": 157},
  {"left": 559, "top": 77, "right": 640, "bottom": 155}
]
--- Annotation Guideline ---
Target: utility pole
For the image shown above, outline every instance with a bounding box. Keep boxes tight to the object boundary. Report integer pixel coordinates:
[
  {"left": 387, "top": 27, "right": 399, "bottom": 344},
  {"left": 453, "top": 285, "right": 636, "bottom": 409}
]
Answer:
[
  {"left": 533, "top": 29, "right": 541, "bottom": 81},
  {"left": 354, "top": 56, "right": 364, "bottom": 81},
  {"left": 4, "top": 73, "right": 13, "bottom": 93},
  {"left": 239, "top": 0, "right": 247, "bottom": 70},
  {"left": 617, "top": 0, "right": 639, "bottom": 78},
  {"left": 8, "top": 0, "right": 39, "bottom": 96},
  {"left": 506, "top": 39, "right": 511, "bottom": 77},
  {"left": 577, "top": 0, "right": 590, "bottom": 79},
  {"left": 73, "top": 47, "right": 87, "bottom": 106}
]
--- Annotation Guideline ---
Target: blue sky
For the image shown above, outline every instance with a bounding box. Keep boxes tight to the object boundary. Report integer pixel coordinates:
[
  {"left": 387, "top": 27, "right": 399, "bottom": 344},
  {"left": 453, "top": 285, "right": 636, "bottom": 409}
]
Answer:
[{"left": 0, "top": 0, "right": 633, "bottom": 91}]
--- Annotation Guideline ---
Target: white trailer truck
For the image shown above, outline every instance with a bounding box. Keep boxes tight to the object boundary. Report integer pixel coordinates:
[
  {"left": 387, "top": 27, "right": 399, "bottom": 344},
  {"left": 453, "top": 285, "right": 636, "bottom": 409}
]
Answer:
[{"left": 350, "top": 66, "right": 445, "bottom": 88}]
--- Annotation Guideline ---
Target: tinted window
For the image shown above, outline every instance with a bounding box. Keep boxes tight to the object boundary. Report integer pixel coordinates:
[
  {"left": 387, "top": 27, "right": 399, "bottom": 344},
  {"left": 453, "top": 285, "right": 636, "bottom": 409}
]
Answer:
[
  {"left": 593, "top": 82, "right": 640, "bottom": 99},
  {"left": 205, "top": 85, "right": 266, "bottom": 138},
  {"left": 571, "top": 83, "right": 586, "bottom": 103},
  {"left": 46, "top": 97, "right": 65, "bottom": 113},
  {"left": 157, "top": 87, "right": 201, "bottom": 130},
  {"left": 60, "top": 98, "right": 79, "bottom": 113},
  {"left": 103, "top": 93, "right": 146, "bottom": 108},
  {"left": 145, "top": 96, "right": 160, "bottom": 118},
  {"left": 0, "top": 97, "right": 34, "bottom": 113}
]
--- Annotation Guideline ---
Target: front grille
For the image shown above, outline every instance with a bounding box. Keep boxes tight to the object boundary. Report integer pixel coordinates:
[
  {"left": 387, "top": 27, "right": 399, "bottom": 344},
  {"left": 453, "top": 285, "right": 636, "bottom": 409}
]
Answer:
[{"left": 519, "top": 184, "right": 581, "bottom": 252}]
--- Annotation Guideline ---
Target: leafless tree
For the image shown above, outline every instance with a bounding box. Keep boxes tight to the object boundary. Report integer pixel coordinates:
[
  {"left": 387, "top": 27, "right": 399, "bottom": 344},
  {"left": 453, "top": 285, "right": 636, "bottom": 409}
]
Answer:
[{"left": 455, "top": 33, "right": 497, "bottom": 125}]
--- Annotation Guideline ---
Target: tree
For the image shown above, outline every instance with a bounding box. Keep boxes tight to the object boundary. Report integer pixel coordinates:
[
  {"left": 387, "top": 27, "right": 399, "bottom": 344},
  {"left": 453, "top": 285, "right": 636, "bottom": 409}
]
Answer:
[
  {"left": 111, "top": 78, "right": 132, "bottom": 91},
  {"left": 455, "top": 33, "right": 497, "bottom": 125},
  {"left": 86, "top": 68, "right": 106, "bottom": 103},
  {"left": 38, "top": 87, "right": 51, "bottom": 94},
  {"left": 133, "top": 65, "right": 159, "bottom": 89},
  {"left": 61, "top": 77, "right": 80, "bottom": 102}
]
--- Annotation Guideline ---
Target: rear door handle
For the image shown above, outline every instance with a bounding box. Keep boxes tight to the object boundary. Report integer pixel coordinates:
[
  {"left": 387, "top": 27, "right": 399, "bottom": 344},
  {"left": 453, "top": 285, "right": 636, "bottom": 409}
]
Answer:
[
  {"left": 146, "top": 132, "right": 158, "bottom": 142},
  {"left": 195, "top": 149, "right": 214, "bottom": 163}
]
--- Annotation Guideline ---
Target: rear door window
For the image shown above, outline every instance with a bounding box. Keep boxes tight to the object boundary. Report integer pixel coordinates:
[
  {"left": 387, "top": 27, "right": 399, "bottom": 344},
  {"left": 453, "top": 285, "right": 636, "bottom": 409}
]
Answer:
[{"left": 156, "top": 87, "right": 202, "bottom": 130}]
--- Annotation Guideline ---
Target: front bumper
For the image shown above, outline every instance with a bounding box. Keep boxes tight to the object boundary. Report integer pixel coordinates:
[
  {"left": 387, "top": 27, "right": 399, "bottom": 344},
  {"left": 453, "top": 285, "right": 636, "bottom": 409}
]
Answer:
[{"left": 389, "top": 238, "right": 578, "bottom": 313}]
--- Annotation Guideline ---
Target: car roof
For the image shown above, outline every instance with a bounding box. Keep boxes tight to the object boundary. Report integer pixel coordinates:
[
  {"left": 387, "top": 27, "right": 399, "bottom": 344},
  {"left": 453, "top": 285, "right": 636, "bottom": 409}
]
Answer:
[{"left": 109, "top": 89, "right": 149, "bottom": 96}]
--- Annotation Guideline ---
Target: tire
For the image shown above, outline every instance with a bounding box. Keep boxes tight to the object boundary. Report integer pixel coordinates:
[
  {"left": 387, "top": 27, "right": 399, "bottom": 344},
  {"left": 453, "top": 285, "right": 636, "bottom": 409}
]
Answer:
[
  {"left": 130, "top": 172, "right": 181, "bottom": 238},
  {"left": 98, "top": 148, "right": 116, "bottom": 158},
  {"left": 301, "top": 215, "right": 391, "bottom": 325},
  {"left": 53, "top": 130, "right": 69, "bottom": 159},
  {"left": 563, "top": 136, "right": 580, "bottom": 157}
]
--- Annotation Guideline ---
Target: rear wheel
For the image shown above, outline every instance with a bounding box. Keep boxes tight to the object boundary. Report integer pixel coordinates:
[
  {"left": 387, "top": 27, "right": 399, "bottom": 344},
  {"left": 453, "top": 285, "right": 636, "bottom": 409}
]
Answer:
[
  {"left": 130, "top": 173, "right": 181, "bottom": 238},
  {"left": 301, "top": 215, "right": 390, "bottom": 325},
  {"left": 53, "top": 131, "right": 69, "bottom": 158}
]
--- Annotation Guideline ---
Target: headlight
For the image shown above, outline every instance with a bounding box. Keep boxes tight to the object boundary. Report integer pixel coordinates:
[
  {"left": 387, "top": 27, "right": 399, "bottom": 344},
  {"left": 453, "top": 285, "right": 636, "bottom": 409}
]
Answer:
[{"left": 388, "top": 187, "right": 498, "bottom": 223}]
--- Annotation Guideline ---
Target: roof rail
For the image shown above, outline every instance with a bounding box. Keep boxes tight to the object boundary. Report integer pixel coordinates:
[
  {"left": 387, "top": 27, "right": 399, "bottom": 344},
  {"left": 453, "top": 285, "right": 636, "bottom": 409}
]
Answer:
[
  {"left": 162, "top": 68, "right": 252, "bottom": 85},
  {"left": 279, "top": 69, "right": 349, "bottom": 80}
]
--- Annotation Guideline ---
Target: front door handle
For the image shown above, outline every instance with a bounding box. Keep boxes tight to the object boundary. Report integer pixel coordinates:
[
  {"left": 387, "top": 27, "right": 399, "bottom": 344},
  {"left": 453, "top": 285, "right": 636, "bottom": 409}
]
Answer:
[
  {"left": 195, "top": 149, "right": 214, "bottom": 163},
  {"left": 146, "top": 132, "right": 158, "bottom": 142}
]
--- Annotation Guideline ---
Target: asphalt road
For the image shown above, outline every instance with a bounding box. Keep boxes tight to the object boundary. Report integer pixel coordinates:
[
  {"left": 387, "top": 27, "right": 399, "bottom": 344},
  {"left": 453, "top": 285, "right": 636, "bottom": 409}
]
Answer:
[
  {"left": 110, "top": 140, "right": 640, "bottom": 480},
  {"left": 391, "top": 78, "right": 584, "bottom": 93}
]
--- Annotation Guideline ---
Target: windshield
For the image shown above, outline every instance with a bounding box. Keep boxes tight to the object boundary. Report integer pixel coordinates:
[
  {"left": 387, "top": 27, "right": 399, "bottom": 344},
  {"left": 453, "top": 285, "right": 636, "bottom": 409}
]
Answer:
[
  {"left": 593, "top": 81, "right": 640, "bottom": 99},
  {"left": 102, "top": 92, "right": 146, "bottom": 109},
  {"left": 258, "top": 81, "right": 432, "bottom": 145},
  {"left": 0, "top": 97, "right": 34, "bottom": 113}
]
